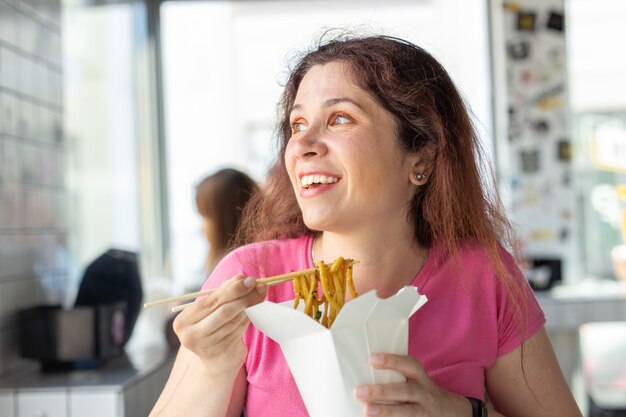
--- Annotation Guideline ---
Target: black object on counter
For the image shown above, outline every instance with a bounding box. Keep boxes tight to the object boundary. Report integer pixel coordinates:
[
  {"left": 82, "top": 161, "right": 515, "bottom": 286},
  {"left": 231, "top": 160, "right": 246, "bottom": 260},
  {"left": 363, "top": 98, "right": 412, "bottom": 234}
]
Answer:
[
  {"left": 75, "top": 249, "right": 143, "bottom": 346},
  {"left": 17, "top": 249, "right": 142, "bottom": 372}
]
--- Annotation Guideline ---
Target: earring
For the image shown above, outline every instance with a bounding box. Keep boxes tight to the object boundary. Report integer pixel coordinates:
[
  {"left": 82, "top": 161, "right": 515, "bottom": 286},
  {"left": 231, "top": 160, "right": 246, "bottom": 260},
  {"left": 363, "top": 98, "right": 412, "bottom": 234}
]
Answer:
[{"left": 415, "top": 173, "right": 426, "bottom": 181}]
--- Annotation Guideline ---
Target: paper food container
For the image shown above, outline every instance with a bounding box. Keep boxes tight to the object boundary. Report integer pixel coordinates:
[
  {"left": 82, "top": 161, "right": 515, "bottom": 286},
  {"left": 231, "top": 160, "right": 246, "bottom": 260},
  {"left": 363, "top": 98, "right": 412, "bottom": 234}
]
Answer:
[{"left": 245, "top": 286, "right": 428, "bottom": 417}]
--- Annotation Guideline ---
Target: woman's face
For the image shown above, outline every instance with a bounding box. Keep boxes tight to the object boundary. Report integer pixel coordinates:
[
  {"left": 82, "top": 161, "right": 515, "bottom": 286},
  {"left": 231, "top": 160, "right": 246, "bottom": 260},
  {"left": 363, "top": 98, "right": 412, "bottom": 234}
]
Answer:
[{"left": 285, "top": 62, "right": 417, "bottom": 233}]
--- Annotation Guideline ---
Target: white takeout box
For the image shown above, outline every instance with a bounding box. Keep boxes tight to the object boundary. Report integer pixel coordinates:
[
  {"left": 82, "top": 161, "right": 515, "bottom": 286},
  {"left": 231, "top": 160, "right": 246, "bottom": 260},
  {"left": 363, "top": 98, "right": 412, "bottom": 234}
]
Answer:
[{"left": 245, "top": 286, "right": 428, "bottom": 417}]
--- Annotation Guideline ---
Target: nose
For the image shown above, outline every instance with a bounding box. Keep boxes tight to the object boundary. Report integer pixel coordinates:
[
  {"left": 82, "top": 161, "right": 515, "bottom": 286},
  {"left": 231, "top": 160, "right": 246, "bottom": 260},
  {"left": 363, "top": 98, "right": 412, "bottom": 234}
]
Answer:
[{"left": 290, "top": 125, "right": 328, "bottom": 159}]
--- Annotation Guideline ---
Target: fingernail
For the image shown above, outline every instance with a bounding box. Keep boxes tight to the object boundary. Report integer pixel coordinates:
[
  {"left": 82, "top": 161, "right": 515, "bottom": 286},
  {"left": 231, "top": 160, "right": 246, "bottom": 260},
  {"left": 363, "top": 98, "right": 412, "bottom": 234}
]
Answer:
[
  {"left": 243, "top": 277, "right": 255, "bottom": 288},
  {"left": 370, "top": 353, "right": 384, "bottom": 366},
  {"left": 355, "top": 385, "right": 369, "bottom": 398},
  {"left": 366, "top": 404, "right": 381, "bottom": 416}
]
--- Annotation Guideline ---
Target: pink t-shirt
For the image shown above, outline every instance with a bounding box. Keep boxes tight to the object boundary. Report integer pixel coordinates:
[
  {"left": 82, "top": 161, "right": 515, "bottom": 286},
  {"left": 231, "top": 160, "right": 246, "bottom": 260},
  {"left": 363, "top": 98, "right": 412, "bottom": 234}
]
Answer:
[{"left": 202, "top": 234, "right": 545, "bottom": 416}]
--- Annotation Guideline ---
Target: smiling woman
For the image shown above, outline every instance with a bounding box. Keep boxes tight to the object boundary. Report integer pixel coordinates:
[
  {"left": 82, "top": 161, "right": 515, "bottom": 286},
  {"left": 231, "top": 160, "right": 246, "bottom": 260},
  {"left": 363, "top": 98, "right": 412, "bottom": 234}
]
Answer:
[
  {"left": 159, "top": 0, "right": 495, "bottom": 291},
  {"left": 150, "top": 34, "right": 582, "bottom": 417}
]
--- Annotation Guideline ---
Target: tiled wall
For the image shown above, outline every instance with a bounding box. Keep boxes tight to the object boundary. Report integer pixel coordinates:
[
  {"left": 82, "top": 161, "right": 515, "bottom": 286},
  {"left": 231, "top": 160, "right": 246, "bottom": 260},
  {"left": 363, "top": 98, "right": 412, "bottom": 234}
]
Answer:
[{"left": 0, "top": 0, "right": 65, "bottom": 376}]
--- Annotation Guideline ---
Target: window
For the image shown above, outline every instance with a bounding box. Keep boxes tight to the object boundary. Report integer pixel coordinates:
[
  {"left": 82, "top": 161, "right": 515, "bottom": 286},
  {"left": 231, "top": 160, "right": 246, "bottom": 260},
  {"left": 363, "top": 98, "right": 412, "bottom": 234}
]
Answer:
[
  {"left": 568, "top": 0, "right": 626, "bottom": 280},
  {"left": 63, "top": 0, "right": 166, "bottom": 296}
]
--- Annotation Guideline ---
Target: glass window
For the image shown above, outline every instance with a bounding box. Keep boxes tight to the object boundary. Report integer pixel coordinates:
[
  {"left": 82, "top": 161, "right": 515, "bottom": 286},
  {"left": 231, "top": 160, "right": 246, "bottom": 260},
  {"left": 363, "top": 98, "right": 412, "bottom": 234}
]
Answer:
[
  {"left": 567, "top": 0, "right": 626, "bottom": 280},
  {"left": 63, "top": 1, "right": 166, "bottom": 296}
]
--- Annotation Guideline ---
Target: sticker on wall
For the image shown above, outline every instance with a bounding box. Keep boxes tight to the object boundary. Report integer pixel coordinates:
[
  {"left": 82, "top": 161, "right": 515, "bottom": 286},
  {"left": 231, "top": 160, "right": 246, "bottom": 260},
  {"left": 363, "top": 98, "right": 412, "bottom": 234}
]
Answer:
[
  {"left": 524, "top": 184, "right": 539, "bottom": 205},
  {"left": 530, "top": 229, "right": 555, "bottom": 241},
  {"left": 533, "top": 84, "right": 564, "bottom": 110},
  {"left": 531, "top": 119, "right": 550, "bottom": 135},
  {"left": 516, "top": 11, "right": 537, "bottom": 32},
  {"left": 507, "top": 40, "right": 530, "bottom": 60},
  {"left": 591, "top": 123, "right": 626, "bottom": 173},
  {"left": 509, "top": 123, "right": 523, "bottom": 141},
  {"left": 547, "top": 11, "right": 564, "bottom": 32},
  {"left": 547, "top": 47, "right": 565, "bottom": 69},
  {"left": 520, "top": 68, "right": 535, "bottom": 84},
  {"left": 519, "top": 149, "right": 540, "bottom": 173},
  {"left": 559, "top": 228, "right": 569, "bottom": 242},
  {"left": 557, "top": 139, "right": 571, "bottom": 161},
  {"left": 503, "top": 2, "right": 522, "bottom": 13}
]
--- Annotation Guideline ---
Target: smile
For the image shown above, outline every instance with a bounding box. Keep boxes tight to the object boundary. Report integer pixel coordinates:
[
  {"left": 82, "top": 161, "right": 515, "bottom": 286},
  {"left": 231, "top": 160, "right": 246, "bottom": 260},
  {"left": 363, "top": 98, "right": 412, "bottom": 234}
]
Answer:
[{"left": 300, "top": 174, "right": 339, "bottom": 189}]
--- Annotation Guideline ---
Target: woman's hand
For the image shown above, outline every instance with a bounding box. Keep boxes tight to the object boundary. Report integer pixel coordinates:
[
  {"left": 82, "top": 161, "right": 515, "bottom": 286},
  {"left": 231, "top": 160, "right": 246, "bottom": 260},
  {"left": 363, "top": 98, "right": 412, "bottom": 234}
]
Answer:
[
  {"left": 172, "top": 275, "right": 267, "bottom": 379},
  {"left": 354, "top": 353, "right": 472, "bottom": 417}
]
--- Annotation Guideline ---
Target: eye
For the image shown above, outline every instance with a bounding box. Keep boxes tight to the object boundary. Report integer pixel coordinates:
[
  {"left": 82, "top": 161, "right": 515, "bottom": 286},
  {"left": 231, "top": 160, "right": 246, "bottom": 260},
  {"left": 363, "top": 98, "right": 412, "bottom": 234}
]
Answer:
[
  {"left": 331, "top": 114, "right": 352, "bottom": 125},
  {"left": 290, "top": 120, "right": 308, "bottom": 134}
]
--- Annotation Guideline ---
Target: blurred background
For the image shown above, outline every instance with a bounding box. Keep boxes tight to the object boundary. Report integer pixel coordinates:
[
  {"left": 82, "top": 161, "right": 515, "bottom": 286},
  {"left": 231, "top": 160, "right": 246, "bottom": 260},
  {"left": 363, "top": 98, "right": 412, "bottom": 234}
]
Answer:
[{"left": 0, "top": 0, "right": 625, "bottom": 416}]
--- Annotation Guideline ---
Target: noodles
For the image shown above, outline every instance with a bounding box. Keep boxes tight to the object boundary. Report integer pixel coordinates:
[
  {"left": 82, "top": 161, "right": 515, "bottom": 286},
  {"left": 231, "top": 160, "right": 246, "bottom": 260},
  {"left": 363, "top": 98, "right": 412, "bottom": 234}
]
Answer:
[{"left": 292, "top": 257, "right": 358, "bottom": 327}]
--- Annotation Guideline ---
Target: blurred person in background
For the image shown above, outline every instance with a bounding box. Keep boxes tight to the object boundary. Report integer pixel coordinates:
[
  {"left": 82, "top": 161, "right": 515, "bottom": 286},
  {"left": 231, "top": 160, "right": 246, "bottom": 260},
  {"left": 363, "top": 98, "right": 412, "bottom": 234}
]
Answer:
[
  {"left": 194, "top": 168, "right": 259, "bottom": 274},
  {"left": 165, "top": 168, "right": 258, "bottom": 350}
]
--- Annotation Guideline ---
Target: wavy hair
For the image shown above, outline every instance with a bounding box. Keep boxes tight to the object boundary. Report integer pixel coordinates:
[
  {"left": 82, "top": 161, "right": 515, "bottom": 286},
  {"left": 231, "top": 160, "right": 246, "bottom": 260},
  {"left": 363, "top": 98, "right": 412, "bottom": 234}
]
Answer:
[{"left": 238, "top": 34, "right": 515, "bottom": 257}]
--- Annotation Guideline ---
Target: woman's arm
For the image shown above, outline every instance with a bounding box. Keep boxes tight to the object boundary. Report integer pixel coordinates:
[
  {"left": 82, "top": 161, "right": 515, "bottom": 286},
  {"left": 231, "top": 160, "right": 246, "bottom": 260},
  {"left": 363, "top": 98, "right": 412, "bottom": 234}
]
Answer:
[
  {"left": 149, "top": 275, "right": 266, "bottom": 417},
  {"left": 486, "top": 326, "right": 583, "bottom": 417},
  {"left": 150, "top": 347, "right": 246, "bottom": 417}
]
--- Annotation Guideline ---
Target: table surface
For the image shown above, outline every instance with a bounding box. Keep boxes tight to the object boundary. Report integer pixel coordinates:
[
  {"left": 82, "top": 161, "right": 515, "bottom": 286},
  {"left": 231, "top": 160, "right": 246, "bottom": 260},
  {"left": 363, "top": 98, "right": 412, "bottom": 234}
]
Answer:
[{"left": 0, "top": 346, "right": 172, "bottom": 392}]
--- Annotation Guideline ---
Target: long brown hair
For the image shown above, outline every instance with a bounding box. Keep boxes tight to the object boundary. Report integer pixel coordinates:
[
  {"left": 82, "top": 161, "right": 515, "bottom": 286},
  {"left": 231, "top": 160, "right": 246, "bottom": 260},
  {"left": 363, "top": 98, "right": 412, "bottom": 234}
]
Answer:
[
  {"left": 196, "top": 168, "right": 258, "bottom": 269},
  {"left": 238, "top": 34, "right": 515, "bottom": 257}
]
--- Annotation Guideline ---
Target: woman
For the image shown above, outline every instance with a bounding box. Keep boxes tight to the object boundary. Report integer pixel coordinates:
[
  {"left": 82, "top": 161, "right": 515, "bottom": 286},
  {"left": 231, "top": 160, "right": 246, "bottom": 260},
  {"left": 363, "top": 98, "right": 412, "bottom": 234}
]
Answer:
[{"left": 151, "top": 35, "right": 582, "bottom": 417}]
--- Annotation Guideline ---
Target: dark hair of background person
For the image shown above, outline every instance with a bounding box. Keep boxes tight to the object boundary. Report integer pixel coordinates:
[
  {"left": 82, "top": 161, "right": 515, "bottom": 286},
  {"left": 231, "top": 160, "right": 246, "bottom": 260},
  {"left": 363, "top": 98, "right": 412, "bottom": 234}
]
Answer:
[
  {"left": 196, "top": 168, "right": 258, "bottom": 271},
  {"left": 236, "top": 33, "right": 526, "bottom": 332},
  {"left": 164, "top": 168, "right": 257, "bottom": 350}
]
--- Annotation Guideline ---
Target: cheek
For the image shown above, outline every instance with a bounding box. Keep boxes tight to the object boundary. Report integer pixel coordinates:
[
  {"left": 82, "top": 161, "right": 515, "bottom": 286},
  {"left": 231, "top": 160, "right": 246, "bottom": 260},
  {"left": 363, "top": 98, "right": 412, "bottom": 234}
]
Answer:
[{"left": 284, "top": 144, "right": 298, "bottom": 183}]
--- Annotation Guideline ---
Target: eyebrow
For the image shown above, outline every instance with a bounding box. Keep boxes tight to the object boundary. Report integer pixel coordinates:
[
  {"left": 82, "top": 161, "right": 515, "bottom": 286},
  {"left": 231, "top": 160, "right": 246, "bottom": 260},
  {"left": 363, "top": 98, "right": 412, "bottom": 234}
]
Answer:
[{"left": 290, "top": 97, "right": 365, "bottom": 115}]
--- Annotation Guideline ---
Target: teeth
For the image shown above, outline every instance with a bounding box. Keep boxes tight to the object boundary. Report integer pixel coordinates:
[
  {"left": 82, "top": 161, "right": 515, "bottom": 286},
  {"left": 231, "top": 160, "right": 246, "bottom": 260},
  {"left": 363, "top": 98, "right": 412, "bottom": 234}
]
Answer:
[{"left": 301, "top": 174, "right": 339, "bottom": 189}]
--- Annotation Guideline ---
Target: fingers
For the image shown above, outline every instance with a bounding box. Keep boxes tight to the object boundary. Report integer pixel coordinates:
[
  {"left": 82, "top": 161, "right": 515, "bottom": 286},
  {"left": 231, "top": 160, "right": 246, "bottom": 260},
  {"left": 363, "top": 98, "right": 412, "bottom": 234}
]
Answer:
[
  {"left": 172, "top": 275, "right": 267, "bottom": 344},
  {"left": 360, "top": 403, "right": 422, "bottom": 417},
  {"left": 187, "top": 311, "right": 250, "bottom": 354},
  {"left": 177, "top": 275, "right": 267, "bottom": 324},
  {"left": 354, "top": 381, "right": 430, "bottom": 404},
  {"left": 196, "top": 309, "right": 251, "bottom": 346},
  {"left": 369, "top": 353, "right": 428, "bottom": 383},
  {"left": 354, "top": 354, "right": 433, "bottom": 416}
]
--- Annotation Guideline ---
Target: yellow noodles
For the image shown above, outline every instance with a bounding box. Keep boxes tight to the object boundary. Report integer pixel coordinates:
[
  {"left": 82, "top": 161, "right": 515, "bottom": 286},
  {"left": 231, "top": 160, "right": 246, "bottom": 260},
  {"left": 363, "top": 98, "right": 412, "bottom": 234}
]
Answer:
[{"left": 292, "top": 257, "right": 358, "bottom": 328}]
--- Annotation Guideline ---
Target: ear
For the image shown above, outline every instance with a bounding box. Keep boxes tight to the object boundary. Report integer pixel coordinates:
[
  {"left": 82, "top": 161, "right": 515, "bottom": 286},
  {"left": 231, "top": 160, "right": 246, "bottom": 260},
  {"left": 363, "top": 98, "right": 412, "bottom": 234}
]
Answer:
[
  {"left": 409, "top": 168, "right": 428, "bottom": 185},
  {"left": 408, "top": 148, "right": 434, "bottom": 186}
]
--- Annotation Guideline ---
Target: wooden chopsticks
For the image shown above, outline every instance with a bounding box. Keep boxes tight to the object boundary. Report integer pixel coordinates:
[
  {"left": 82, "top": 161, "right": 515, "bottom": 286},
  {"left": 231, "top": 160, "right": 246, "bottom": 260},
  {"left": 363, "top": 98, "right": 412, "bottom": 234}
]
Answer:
[
  {"left": 143, "top": 267, "right": 317, "bottom": 312},
  {"left": 143, "top": 259, "right": 359, "bottom": 313}
]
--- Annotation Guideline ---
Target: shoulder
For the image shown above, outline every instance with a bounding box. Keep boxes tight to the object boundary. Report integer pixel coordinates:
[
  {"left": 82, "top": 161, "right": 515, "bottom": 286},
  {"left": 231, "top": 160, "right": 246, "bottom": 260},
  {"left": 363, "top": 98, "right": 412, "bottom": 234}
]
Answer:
[
  {"left": 435, "top": 239, "right": 521, "bottom": 276},
  {"left": 425, "top": 239, "right": 525, "bottom": 298},
  {"left": 230, "top": 234, "right": 312, "bottom": 265}
]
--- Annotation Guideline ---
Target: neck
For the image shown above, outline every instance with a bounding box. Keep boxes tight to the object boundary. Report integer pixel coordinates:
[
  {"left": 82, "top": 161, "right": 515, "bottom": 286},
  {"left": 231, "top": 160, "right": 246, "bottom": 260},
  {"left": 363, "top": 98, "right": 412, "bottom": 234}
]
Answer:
[{"left": 314, "top": 223, "right": 427, "bottom": 298}]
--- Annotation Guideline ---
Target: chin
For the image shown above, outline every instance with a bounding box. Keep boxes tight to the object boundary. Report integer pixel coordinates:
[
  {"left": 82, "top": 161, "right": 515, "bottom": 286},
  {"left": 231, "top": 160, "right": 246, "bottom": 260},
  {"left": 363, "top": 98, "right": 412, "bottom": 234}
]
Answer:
[{"left": 302, "top": 213, "right": 333, "bottom": 232}]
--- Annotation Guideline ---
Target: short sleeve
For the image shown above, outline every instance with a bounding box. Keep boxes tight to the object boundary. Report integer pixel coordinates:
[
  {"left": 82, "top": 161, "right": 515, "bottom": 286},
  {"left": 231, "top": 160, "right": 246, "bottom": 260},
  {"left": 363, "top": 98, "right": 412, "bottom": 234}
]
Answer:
[
  {"left": 496, "top": 249, "right": 546, "bottom": 357},
  {"left": 200, "top": 249, "right": 247, "bottom": 292}
]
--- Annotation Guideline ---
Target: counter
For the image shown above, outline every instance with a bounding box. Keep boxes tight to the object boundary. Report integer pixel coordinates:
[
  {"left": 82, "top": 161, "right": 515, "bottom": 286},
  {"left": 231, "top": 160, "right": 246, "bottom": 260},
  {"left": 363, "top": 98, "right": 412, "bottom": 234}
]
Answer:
[{"left": 0, "top": 346, "right": 173, "bottom": 417}]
